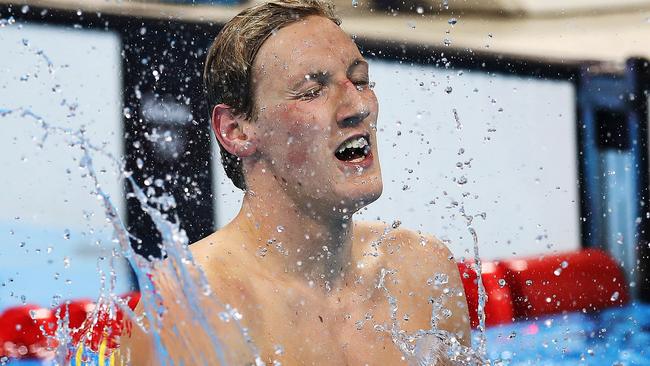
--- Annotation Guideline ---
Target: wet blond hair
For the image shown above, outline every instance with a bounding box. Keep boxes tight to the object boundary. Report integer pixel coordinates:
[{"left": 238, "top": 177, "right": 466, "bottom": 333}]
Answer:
[{"left": 204, "top": 0, "right": 341, "bottom": 190}]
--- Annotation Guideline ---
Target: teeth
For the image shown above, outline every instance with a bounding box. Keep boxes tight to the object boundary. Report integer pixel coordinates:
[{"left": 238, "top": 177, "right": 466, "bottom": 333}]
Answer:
[{"left": 338, "top": 136, "right": 369, "bottom": 153}]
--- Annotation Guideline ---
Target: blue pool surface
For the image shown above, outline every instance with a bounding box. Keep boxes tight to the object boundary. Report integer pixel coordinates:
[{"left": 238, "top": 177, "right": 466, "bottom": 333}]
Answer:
[{"left": 481, "top": 302, "right": 650, "bottom": 365}]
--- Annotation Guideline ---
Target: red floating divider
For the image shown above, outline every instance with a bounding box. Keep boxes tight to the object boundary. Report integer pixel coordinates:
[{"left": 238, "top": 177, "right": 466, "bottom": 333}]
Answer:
[
  {"left": 56, "top": 299, "right": 96, "bottom": 344},
  {"left": 501, "top": 248, "right": 629, "bottom": 319},
  {"left": 76, "top": 291, "right": 141, "bottom": 353},
  {"left": 0, "top": 304, "right": 56, "bottom": 359},
  {"left": 0, "top": 291, "right": 141, "bottom": 360},
  {"left": 457, "top": 261, "right": 514, "bottom": 328}
]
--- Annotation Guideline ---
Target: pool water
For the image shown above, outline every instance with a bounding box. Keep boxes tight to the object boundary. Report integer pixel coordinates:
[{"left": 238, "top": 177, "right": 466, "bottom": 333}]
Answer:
[{"left": 482, "top": 303, "right": 650, "bottom": 365}]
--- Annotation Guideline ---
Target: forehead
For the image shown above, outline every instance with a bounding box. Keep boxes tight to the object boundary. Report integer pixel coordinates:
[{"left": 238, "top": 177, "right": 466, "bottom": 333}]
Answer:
[{"left": 254, "top": 15, "right": 363, "bottom": 81}]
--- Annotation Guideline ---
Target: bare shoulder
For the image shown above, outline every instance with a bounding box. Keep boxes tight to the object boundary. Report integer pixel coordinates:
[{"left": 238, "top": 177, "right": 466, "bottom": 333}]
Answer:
[
  {"left": 355, "top": 220, "right": 471, "bottom": 345},
  {"left": 354, "top": 220, "right": 460, "bottom": 295},
  {"left": 354, "top": 220, "right": 455, "bottom": 265}
]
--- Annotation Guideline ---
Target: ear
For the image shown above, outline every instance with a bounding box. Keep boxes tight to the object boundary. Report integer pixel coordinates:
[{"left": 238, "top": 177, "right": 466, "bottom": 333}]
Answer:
[{"left": 211, "top": 104, "right": 256, "bottom": 158}]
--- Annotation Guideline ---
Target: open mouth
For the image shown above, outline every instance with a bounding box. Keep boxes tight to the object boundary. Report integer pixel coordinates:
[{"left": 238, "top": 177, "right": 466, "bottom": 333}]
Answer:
[{"left": 335, "top": 135, "right": 371, "bottom": 163}]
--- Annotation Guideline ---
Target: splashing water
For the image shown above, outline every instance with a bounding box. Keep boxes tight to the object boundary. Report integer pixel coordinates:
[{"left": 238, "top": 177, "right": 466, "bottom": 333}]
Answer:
[
  {"left": 1, "top": 107, "right": 262, "bottom": 365},
  {"left": 459, "top": 205, "right": 488, "bottom": 359},
  {"left": 374, "top": 268, "right": 485, "bottom": 365}
]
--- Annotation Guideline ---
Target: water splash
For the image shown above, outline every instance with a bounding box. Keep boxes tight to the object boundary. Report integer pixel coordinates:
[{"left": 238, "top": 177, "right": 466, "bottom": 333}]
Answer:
[
  {"left": 374, "top": 268, "right": 485, "bottom": 365},
  {"left": 459, "top": 206, "right": 488, "bottom": 359},
  {"left": 2, "top": 106, "right": 261, "bottom": 365}
]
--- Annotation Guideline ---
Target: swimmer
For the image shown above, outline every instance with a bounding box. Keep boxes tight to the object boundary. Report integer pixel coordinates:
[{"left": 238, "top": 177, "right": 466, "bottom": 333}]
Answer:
[{"left": 123, "top": 0, "right": 470, "bottom": 364}]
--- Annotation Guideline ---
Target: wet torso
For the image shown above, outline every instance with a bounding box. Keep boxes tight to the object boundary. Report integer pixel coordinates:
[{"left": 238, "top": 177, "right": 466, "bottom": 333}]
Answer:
[{"left": 188, "top": 221, "right": 467, "bottom": 365}]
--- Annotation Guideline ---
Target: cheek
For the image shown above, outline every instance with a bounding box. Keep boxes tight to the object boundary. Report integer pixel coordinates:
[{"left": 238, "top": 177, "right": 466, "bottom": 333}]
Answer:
[
  {"left": 285, "top": 120, "right": 314, "bottom": 167},
  {"left": 270, "top": 103, "right": 328, "bottom": 169},
  {"left": 286, "top": 144, "right": 308, "bottom": 167}
]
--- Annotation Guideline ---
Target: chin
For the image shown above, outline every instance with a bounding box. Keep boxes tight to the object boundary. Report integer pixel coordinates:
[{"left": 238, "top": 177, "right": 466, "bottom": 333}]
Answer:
[{"left": 336, "top": 174, "right": 383, "bottom": 214}]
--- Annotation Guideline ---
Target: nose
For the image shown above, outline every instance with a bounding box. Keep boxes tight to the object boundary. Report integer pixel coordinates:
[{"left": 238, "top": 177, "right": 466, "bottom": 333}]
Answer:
[
  {"left": 339, "top": 108, "right": 370, "bottom": 128},
  {"left": 336, "top": 79, "right": 370, "bottom": 128}
]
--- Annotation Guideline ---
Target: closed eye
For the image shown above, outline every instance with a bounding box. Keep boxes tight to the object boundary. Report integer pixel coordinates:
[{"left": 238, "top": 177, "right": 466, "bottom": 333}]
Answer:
[
  {"left": 353, "top": 79, "right": 375, "bottom": 91},
  {"left": 299, "top": 85, "right": 324, "bottom": 100}
]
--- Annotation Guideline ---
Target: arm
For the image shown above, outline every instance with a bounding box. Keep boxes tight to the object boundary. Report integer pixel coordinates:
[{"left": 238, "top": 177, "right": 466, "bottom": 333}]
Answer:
[{"left": 118, "top": 301, "right": 158, "bottom": 366}]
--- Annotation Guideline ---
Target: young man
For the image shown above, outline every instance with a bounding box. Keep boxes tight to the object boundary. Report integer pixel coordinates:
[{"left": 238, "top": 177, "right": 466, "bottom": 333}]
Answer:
[{"left": 124, "top": 0, "right": 470, "bottom": 364}]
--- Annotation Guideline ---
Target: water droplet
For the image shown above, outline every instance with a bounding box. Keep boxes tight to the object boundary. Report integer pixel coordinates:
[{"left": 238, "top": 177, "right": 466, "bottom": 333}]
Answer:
[
  {"left": 163, "top": 130, "right": 172, "bottom": 142},
  {"left": 63, "top": 229, "right": 71, "bottom": 240},
  {"left": 448, "top": 17, "right": 458, "bottom": 25},
  {"left": 498, "top": 279, "right": 506, "bottom": 288},
  {"left": 63, "top": 257, "right": 70, "bottom": 268},
  {"left": 274, "top": 344, "right": 284, "bottom": 355},
  {"left": 456, "top": 176, "right": 468, "bottom": 185},
  {"left": 443, "top": 38, "right": 452, "bottom": 47},
  {"left": 351, "top": 0, "right": 358, "bottom": 7},
  {"left": 276, "top": 225, "right": 285, "bottom": 233},
  {"left": 553, "top": 268, "right": 562, "bottom": 276},
  {"left": 610, "top": 291, "right": 620, "bottom": 301},
  {"left": 202, "top": 284, "right": 212, "bottom": 296},
  {"left": 432, "top": 273, "right": 449, "bottom": 286},
  {"left": 445, "top": 86, "right": 453, "bottom": 94},
  {"left": 391, "top": 220, "right": 401, "bottom": 229},
  {"left": 525, "top": 279, "right": 533, "bottom": 286},
  {"left": 256, "top": 247, "right": 268, "bottom": 257},
  {"left": 560, "top": 260, "right": 568, "bottom": 269},
  {"left": 136, "top": 158, "right": 144, "bottom": 169},
  {"left": 123, "top": 107, "right": 132, "bottom": 119},
  {"left": 416, "top": 6, "right": 423, "bottom": 14},
  {"left": 21, "top": 5, "right": 30, "bottom": 14},
  {"left": 0, "top": 16, "right": 16, "bottom": 28}
]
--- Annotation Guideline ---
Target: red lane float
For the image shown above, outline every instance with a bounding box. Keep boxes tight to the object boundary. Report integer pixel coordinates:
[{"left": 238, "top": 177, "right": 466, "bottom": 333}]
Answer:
[
  {"left": 458, "top": 261, "right": 514, "bottom": 328},
  {"left": 56, "top": 299, "right": 96, "bottom": 345},
  {"left": 501, "top": 248, "right": 629, "bottom": 319},
  {"left": 0, "top": 304, "right": 56, "bottom": 359},
  {"left": 0, "top": 292, "right": 140, "bottom": 360},
  {"left": 75, "top": 291, "right": 140, "bottom": 352}
]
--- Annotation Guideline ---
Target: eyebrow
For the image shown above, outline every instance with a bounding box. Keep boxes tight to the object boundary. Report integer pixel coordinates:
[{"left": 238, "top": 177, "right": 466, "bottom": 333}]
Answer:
[{"left": 289, "top": 58, "right": 369, "bottom": 91}]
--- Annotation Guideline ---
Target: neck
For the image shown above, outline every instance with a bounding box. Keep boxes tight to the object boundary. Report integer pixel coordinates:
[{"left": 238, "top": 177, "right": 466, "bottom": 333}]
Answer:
[{"left": 231, "top": 184, "right": 356, "bottom": 291}]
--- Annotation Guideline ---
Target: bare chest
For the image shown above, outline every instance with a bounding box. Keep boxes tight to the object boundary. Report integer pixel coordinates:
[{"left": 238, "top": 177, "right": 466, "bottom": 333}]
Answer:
[{"left": 243, "top": 279, "right": 410, "bottom": 365}]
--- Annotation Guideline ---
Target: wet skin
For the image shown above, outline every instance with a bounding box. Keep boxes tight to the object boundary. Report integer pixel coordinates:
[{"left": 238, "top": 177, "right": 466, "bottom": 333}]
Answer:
[{"left": 123, "top": 15, "right": 470, "bottom": 365}]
